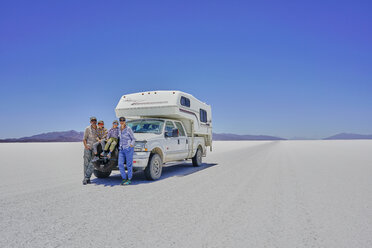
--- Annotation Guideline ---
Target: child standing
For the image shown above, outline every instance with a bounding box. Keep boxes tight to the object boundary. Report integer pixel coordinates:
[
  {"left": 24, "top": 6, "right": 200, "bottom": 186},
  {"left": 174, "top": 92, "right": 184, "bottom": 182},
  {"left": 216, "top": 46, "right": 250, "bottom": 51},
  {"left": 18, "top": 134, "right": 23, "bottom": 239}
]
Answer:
[{"left": 102, "top": 120, "right": 119, "bottom": 158}]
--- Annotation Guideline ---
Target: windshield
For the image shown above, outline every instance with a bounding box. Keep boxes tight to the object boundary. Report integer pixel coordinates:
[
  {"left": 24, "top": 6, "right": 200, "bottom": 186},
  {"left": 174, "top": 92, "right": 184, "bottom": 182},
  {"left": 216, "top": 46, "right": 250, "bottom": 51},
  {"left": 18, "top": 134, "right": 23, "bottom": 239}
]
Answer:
[{"left": 127, "top": 119, "right": 164, "bottom": 134}]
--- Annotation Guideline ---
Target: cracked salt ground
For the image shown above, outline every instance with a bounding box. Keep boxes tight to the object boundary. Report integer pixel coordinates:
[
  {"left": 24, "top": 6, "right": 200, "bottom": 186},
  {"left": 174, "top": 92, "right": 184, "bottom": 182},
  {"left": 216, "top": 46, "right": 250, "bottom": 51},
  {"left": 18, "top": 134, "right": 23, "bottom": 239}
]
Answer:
[{"left": 1, "top": 140, "right": 372, "bottom": 247}]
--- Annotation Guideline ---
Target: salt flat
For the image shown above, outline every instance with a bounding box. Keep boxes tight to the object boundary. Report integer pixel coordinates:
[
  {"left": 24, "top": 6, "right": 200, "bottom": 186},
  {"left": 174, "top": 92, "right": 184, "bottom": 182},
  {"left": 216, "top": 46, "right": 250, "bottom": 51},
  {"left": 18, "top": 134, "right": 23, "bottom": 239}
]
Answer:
[{"left": 1, "top": 140, "right": 372, "bottom": 248}]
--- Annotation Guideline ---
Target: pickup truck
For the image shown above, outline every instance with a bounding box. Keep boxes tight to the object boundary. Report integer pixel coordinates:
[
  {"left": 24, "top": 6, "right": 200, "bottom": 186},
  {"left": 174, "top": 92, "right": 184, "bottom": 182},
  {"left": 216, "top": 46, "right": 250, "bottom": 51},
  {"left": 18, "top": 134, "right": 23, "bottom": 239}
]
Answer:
[{"left": 92, "top": 118, "right": 205, "bottom": 180}]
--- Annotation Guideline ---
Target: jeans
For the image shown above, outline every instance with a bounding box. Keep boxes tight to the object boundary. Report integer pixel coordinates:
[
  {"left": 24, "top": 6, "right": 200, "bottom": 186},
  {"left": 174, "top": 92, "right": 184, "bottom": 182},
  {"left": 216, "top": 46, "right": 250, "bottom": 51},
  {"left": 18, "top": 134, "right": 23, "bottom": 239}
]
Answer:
[
  {"left": 93, "top": 140, "right": 106, "bottom": 154},
  {"left": 118, "top": 147, "right": 134, "bottom": 180},
  {"left": 104, "top": 137, "right": 118, "bottom": 152},
  {"left": 83, "top": 148, "right": 94, "bottom": 179}
]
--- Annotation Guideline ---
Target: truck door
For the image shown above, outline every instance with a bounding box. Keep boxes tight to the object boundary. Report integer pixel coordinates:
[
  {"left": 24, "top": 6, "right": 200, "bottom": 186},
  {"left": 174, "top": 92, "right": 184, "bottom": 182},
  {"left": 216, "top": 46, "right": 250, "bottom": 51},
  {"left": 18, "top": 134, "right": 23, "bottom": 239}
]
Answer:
[
  {"left": 164, "top": 121, "right": 179, "bottom": 161},
  {"left": 174, "top": 121, "right": 188, "bottom": 159}
]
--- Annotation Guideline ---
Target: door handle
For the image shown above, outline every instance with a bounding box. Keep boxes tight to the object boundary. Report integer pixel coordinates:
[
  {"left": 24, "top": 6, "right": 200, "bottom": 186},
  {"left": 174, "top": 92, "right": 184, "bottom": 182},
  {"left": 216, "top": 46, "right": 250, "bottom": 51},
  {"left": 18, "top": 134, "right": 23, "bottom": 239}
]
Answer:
[{"left": 178, "top": 139, "right": 180, "bottom": 144}]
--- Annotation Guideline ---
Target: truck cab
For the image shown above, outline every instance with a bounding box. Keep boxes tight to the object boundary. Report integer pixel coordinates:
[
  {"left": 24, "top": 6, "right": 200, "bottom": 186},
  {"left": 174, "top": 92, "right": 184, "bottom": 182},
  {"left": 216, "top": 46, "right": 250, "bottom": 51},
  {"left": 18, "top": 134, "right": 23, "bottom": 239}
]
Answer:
[{"left": 126, "top": 118, "right": 206, "bottom": 180}]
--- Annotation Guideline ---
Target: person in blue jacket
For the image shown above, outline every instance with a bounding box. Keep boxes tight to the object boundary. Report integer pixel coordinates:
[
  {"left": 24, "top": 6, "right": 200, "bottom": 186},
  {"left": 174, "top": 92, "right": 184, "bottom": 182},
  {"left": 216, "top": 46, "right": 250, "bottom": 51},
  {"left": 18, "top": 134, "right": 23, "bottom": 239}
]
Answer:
[{"left": 118, "top": 116, "right": 136, "bottom": 185}]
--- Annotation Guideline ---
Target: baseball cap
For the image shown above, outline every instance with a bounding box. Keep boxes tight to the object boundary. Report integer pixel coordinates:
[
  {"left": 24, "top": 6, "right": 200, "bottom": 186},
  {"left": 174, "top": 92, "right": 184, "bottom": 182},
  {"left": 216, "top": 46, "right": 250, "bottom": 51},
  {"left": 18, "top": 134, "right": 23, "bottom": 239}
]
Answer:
[{"left": 90, "top": 116, "right": 97, "bottom": 121}]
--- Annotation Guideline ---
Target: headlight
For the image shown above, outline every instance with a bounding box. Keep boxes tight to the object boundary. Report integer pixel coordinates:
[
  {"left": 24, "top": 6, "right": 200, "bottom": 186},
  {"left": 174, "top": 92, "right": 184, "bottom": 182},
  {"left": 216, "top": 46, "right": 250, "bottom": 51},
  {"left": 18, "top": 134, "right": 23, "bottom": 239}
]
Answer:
[{"left": 134, "top": 141, "right": 148, "bottom": 152}]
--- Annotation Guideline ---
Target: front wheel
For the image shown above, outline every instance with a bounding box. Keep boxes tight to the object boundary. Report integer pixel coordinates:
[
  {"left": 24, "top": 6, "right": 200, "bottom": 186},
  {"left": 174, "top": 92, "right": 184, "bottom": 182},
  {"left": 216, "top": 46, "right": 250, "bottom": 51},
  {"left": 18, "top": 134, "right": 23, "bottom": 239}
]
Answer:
[
  {"left": 144, "top": 153, "right": 163, "bottom": 180},
  {"left": 192, "top": 147, "right": 203, "bottom": 167},
  {"left": 93, "top": 169, "right": 112, "bottom": 178}
]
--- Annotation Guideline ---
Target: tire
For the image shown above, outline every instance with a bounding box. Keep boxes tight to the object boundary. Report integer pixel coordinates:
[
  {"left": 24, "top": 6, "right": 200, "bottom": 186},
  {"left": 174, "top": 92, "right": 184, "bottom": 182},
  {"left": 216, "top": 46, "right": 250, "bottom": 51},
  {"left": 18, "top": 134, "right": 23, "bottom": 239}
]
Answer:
[
  {"left": 144, "top": 153, "right": 163, "bottom": 180},
  {"left": 192, "top": 147, "right": 203, "bottom": 167},
  {"left": 93, "top": 169, "right": 112, "bottom": 178}
]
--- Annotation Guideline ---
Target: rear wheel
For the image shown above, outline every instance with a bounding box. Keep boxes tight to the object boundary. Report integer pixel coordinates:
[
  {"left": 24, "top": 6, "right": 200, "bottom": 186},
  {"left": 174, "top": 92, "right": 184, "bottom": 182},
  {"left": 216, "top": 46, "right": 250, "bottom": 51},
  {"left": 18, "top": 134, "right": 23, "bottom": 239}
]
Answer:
[
  {"left": 93, "top": 169, "right": 112, "bottom": 178},
  {"left": 192, "top": 147, "right": 203, "bottom": 167},
  {"left": 144, "top": 153, "right": 163, "bottom": 180}
]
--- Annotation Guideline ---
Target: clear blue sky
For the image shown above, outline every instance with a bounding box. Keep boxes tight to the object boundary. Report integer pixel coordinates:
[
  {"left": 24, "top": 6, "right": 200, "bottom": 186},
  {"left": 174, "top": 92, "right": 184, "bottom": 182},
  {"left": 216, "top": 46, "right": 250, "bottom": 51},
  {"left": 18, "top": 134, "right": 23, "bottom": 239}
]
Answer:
[{"left": 1, "top": 0, "right": 371, "bottom": 139}]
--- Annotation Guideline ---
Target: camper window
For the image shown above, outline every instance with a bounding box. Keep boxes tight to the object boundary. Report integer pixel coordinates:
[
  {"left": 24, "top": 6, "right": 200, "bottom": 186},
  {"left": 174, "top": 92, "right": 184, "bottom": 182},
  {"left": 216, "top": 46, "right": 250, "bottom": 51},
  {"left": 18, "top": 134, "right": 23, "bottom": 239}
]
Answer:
[
  {"left": 180, "top": 96, "right": 190, "bottom": 107},
  {"left": 200, "top": 109, "right": 208, "bottom": 123},
  {"left": 175, "top": 122, "right": 186, "bottom": 136}
]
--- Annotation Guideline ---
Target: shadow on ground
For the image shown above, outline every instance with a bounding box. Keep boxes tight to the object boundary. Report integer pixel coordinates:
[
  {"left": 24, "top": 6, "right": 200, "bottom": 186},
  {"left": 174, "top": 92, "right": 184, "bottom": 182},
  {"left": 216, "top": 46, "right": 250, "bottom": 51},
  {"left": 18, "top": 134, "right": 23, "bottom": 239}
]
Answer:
[{"left": 91, "top": 162, "right": 218, "bottom": 187}]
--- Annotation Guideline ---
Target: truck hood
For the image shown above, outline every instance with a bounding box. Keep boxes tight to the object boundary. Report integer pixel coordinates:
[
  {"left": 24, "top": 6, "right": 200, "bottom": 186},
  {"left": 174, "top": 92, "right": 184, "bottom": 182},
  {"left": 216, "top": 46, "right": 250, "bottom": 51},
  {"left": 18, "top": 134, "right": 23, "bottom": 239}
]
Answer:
[{"left": 133, "top": 133, "right": 163, "bottom": 141}]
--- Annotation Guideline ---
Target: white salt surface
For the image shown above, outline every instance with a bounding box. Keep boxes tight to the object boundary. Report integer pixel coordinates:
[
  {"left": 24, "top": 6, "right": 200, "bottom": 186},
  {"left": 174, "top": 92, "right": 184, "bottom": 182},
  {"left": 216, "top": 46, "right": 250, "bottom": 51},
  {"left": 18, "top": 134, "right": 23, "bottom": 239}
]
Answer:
[{"left": 1, "top": 140, "right": 372, "bottom": 247}]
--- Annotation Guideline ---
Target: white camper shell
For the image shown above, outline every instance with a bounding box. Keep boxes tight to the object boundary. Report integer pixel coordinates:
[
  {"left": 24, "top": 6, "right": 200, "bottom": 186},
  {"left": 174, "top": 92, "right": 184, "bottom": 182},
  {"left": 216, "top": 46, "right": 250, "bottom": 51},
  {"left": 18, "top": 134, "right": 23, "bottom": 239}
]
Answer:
[{"left": 115, "top": 91, "right": 212, "bottom": 148}]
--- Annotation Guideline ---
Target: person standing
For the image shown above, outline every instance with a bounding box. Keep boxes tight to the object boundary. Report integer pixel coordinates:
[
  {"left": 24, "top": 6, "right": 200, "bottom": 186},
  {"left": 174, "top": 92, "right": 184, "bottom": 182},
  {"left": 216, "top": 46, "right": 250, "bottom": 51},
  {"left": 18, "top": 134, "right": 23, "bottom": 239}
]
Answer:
[
  {"left": 118, "top": 116, "right": 136, "bottom": 185},
  {"left": 82, "top": 116, "right": 98, "bottom": 185}
]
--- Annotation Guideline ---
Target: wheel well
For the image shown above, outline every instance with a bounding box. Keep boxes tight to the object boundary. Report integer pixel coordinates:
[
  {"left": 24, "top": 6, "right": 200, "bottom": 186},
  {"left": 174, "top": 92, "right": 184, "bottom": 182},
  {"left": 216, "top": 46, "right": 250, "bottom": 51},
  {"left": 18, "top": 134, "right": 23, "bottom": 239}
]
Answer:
[
  {"left": 151, "top": 147, "right": 164, "bottom": 162},
  {"left": 196, "top": 144, "right": 204, "bottom": 156}
]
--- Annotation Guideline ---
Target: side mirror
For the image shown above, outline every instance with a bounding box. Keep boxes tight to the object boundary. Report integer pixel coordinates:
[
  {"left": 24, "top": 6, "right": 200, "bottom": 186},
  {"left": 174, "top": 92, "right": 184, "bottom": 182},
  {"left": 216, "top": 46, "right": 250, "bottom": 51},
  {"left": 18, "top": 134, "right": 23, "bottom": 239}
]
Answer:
[
  {"left": 165, "top": 130, "right": 172, "bottom": 138},
  {"left": 165, "top": 128, "right": 179, "bottom": 138},
  {"left": 172, "top": 128, "right": 179, "bottom": 137}
]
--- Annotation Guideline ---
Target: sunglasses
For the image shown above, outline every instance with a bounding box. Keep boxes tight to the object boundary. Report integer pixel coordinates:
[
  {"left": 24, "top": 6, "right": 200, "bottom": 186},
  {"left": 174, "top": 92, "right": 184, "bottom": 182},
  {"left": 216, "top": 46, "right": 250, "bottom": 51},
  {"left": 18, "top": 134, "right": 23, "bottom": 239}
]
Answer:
[
  {"left": 91, "top": 119, "right": 97, "bottom": 122},
  {"left": 119, "top": 120, "right": 125, "bottom": 122}
]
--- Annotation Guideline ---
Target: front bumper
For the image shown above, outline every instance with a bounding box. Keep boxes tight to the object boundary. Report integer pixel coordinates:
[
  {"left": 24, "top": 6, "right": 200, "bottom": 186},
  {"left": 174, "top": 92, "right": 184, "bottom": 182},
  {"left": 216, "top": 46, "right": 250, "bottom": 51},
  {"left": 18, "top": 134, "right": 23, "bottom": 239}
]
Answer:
[
  {"left": 96, "top": 151, "right": 150, "bottom": 172},
  {"left": 132, "top": 151, "right": 150, "bottom": 170}
]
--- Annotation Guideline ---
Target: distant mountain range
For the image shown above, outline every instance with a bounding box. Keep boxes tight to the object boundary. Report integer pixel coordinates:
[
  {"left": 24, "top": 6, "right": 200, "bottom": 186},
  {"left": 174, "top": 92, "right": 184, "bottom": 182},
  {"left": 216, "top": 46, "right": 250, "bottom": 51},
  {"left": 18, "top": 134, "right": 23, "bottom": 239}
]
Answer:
[
  {"left": 0, "top": 131, "right": 371, "bottom": 143},
  {"left": 0, "top": 130, "right": 84, "bottom": 143},
  {"left": 324, "top": 133, "right": 372, "bottom": 140},
  {"left": 0, "top": 130, "right": 285, "bottom": 142}
]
